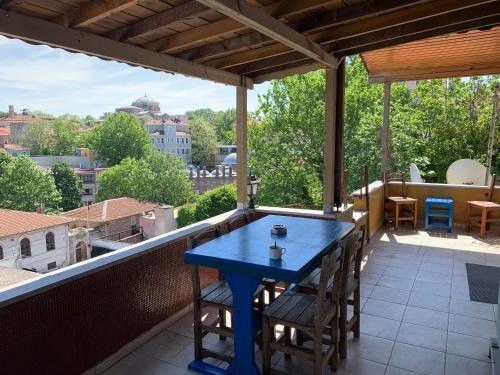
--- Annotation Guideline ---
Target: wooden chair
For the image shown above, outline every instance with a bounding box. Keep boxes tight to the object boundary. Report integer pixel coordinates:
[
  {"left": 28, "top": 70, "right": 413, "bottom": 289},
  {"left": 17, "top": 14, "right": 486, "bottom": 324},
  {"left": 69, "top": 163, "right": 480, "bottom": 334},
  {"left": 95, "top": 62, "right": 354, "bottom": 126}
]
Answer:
[
  {"left": 466, "top": 174, "right": 500, "bottom": 238},
  {"left": 384, "top": 172, "right": 418, "bottom": 230},
  {"left": 189, "top": 226, "right": 265, "bottom": 363},
  {"left": 262, "top": 243, "right": 345, "bottom": 375},
  {"left": 295, "top": 226, "right": 365, "bottom": 359}
]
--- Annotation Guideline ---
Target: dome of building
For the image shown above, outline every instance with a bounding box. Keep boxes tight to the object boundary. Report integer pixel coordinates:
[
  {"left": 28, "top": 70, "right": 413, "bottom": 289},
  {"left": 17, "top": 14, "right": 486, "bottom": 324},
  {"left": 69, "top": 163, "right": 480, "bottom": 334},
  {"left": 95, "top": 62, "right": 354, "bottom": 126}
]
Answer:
[
  {"left": 132, "top": 93, "right": 161, "bottom": 113},
  {"left": 222, "top": 153, "right": 237, "bottom": 166}
]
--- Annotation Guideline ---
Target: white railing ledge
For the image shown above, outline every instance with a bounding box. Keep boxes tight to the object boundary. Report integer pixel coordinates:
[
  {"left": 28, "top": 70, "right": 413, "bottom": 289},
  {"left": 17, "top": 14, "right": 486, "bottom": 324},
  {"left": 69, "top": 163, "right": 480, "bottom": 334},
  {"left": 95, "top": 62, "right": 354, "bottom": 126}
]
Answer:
[
  {"left": 351, "top": 181, "right": 384, "bottom": 197},
  {"left": 256, "top": 205, "right": 353, "bottom": 220}
]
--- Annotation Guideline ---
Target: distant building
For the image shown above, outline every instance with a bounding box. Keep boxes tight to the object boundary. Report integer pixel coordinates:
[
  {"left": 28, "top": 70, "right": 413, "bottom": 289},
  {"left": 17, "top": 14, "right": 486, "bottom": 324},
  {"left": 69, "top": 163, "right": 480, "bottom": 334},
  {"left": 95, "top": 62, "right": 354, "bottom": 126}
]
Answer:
[
  {"left": 146, "top": 119, "right": 192, "bottom": 164},
  {"left": 116, "top": 94, "right": 161, "bottom": 117},
  {"left": 2, "top": 144, "right": 30, "bottom": 156},
  {"left": 215, "top": 145, "right": 237, "bottom": 166},
  {"left": 0, "top": 209, "right": 74, "bottom": 273},
  {"left": 0, "top": 105, "right": 50, "bottom": 143},
  {"left": 0, "top": 127, "right": 11, "bottom": 145}
]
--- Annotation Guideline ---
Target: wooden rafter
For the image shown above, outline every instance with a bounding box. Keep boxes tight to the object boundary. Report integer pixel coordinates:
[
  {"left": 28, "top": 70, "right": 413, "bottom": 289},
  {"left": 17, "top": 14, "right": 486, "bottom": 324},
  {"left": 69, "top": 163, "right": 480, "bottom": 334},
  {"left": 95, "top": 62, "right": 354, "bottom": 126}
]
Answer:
[
  {"left": 203, "top": 0, "right": 498, "bottom": 70},
  {"left": 106, "top": 1, "right": 208, "bottom": 42},
  {"left": 177, "top": 0, "right": 429, "bottom": 62},
  {"left": 53, "top": 0, "right": 142, "bottom": 28},
  {"left": 196, "top": 0, "right": 337, "bottom": 69},
  {"left": 143, "top": 0, "right": 336, "bottom": 54},
  {"left": 252, "top": 61, "right": 321, "bottom": 84},
  {"left": 0, "top": 9, "right": 252, "bottom": 88}
]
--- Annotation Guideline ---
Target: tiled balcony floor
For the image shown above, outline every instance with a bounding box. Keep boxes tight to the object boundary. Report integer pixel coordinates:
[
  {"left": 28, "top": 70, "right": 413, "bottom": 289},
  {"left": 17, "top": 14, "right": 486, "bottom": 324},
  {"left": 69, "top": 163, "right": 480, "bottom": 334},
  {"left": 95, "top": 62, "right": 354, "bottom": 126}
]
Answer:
[{"left": 104, "top": 227, "right": 499, "bottom": 375}]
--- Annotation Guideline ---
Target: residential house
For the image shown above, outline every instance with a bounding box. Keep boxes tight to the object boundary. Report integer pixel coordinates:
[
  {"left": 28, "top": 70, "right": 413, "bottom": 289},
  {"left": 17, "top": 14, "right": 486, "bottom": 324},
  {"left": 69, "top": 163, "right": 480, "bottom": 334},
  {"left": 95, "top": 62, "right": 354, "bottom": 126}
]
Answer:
[
  {"left": 146, "top": 119, "right": 192, "bottom": 164},
  {"left": 2, "top": 143, "right": 30, "bottom": 156},
  {"left": 0, "top": 127, "right": 10, "bottom": 145},
  {"left": 62, "top": 197, "right": 157, "bottom": 241},
  {"left": 0, "top": 209, "right": 74, "bottom": 273}
]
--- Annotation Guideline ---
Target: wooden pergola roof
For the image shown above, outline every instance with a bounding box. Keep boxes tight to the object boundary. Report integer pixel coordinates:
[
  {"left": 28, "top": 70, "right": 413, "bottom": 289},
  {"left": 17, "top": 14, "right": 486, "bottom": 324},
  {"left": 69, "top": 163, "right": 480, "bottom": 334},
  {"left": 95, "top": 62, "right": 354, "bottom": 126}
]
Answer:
[
  {"left": 361, "top": 27, "right": 500, "bottom": 83},
  {"left": 0, "top": 0, "right": 499, "bottom": 88}
]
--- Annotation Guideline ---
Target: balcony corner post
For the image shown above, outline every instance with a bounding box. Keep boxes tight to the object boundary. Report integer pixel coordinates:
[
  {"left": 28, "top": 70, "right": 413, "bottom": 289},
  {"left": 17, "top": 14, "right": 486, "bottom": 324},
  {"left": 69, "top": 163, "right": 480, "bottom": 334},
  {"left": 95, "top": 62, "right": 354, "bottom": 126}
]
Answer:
[{"left": 236, "top": 85, "right": 248, "bottom": 210}]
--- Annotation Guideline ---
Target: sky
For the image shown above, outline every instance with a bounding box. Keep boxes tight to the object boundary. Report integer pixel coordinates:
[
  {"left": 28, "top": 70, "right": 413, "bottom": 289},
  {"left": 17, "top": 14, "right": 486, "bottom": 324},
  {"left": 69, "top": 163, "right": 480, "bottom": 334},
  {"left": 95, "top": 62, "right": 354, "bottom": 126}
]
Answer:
[{"left": 0, "top": 35, "right": 271, "bottom": 118}]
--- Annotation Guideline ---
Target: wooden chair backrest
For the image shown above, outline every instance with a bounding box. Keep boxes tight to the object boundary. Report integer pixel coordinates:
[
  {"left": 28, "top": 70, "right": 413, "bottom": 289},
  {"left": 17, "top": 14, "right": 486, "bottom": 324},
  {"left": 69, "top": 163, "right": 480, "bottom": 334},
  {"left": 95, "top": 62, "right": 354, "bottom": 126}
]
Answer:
[
  {"left": 189, "top": 227, "right": 219, "bottom": 249},
  {"left": 383, "top": 172, "right": 406, "bottom": 198},
  {"left": 314, "top": 242, "right": 345, "bottom": 326},
  {"left": 351, "top": 226, "right": 366, "bottom": 280},
  {"left": 228, "top": 215, "right": 249, "bottom": 231},
  {"left": 489, "top": 174, "right": 499, "bottom": 202}
]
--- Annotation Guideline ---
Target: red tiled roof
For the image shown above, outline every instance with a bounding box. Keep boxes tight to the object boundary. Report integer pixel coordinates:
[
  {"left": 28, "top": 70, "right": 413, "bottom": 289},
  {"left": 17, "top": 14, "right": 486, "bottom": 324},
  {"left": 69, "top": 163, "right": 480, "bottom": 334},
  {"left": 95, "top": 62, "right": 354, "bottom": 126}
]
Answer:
[
  {"left": 0, "top": 115, "right": 36, "bottom": 123},
  {"left": 0, "top": 209, "right": 73, "bottom": 239},
  {"left": 3, "top": 144, "right": 29, "bottom": 151},
  {"left": 176, "top": 131, "right": 190, "bottom": 136},
  {"left": 63, "top": 197, "right": 156, "bottom": 222},
  {"left": 0, "top": 128, "right": 10, "bottom": 136}
]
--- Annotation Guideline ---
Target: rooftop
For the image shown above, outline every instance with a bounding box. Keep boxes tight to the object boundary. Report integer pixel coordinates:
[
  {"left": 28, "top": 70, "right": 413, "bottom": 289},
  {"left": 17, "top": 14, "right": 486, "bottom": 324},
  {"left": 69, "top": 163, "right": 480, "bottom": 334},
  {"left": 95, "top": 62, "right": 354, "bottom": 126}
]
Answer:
[
  {"left": 0, "top": 266, "right": 40, "bottom": 290},
  {"left": 0, "top": 208, "right": 73, "bottom": 239},
  {"left": 104, "top": 226, "right": 499, "bottom": 375},
  {"left": 0, "top": 127, "right": 11, "bottom": 136},
  {"left": 2, "top": 143, "right": 30, "bottom": 151},
  {"left": 0, "top": 115, "right": 37, "bottom": 123},
  {"left": 62, "top": 197, "right": 157, "bottom": 222}
]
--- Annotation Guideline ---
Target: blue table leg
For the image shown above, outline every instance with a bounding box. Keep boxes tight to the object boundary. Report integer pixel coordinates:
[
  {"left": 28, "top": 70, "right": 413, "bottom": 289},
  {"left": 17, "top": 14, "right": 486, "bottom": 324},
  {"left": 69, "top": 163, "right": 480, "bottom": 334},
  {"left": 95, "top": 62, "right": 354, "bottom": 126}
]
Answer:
[{"left": 224, "top": 271, "right": 262, "bottom": 375}]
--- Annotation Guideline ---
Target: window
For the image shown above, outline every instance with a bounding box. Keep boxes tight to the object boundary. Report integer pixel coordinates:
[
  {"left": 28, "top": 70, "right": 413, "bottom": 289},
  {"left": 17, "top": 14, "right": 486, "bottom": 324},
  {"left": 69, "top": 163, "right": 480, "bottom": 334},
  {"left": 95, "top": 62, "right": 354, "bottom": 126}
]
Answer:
[
  {"left": 186, "top": 138, "right": 189, "bottom": 144},
  {"left": 47, "top": 261, "right": 57, "bottom": 270},
  {"left": 83, "top": 188, "right": 93, "bottom": 196},
  {"left": 182, "top": 138, "right": 184, "bottom": 144},
  {"left": 46, "top": 232, "right": 55, "bottom": 251},
  {"left": 20, "top": 238, "right": 31, "bottom": 257},
  {"left": 0, "top": 245, "right": 3, "bottom": 260},
  {"left": 177, "top": 138, "right": 180, "bottom": 144}
]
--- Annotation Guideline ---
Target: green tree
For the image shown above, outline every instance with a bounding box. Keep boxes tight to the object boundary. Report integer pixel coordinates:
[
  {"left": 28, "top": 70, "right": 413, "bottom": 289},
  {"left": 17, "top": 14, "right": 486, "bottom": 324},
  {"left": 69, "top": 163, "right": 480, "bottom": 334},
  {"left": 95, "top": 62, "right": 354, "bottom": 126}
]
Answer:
[
  {"left": 96, "top": 152, "right": 191, "bottom": 206},
  {"left": 0, "top": 156, "right": 62, "bottom": 213},
  {"left": 190, "top": 116, "right": 218, "bottom": 166},
  {"left": 88, "top": 112, "right": 152, "bottom": 165},
  {"left": 51, "top": 162, "right": 83, "bottom": 211},
  {"left": 51, "top": 118, "right": 80, "bottom": 155},
  {"left": 20, "top": 119, "right": 52, "bottom": 155},
  {"left": 186, "top": 108, "right": 216, "bottom": 121},
  {"left": 214, "top": 108, "right": 236, "bottom": 144},
  {"left": 0, "top": 149, "right": 13, "bottom": 176}
]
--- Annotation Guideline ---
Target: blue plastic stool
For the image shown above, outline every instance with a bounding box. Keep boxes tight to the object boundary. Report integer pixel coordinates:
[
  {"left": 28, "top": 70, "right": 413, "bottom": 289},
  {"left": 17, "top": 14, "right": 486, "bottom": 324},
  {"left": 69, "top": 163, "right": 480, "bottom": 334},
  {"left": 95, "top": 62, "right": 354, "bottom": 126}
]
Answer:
[{"left": 425, "top": 198, "right": 454, "bottom": 233}]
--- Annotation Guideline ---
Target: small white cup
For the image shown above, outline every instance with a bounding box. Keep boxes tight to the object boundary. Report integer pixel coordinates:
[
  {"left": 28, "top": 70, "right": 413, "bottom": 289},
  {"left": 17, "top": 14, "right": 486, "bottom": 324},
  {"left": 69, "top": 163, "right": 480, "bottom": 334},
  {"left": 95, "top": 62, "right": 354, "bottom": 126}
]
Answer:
[{"left": 269, "top": 245, "right": 286, "bottom": 260}]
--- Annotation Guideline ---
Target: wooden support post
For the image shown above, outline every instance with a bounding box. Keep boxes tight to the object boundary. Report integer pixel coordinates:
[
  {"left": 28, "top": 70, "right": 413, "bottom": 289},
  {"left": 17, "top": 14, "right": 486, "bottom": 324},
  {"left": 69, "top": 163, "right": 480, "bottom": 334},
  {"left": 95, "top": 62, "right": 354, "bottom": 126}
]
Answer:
[
  {"left": 485, "top": 83, "right": 498, "bottom": 185},
  {"left": 381, "top": 81, "right": 391, "bottom": 175},
  {"left": 334, "top": 60, "right": 345, "bottom": 209},
  {"left": 236, "top": 86, "right": 248, "bottom": 210},
  {"left": 323, "top": 68, "right": 337, "bottom": 214}
]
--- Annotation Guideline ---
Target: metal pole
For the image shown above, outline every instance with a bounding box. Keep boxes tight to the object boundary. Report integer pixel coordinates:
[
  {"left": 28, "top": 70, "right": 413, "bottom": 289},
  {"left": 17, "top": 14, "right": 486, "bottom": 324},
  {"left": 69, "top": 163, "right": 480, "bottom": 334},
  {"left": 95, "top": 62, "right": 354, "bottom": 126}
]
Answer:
[{"left": 381, "top": 81, "right": 391, "bottom": 176}]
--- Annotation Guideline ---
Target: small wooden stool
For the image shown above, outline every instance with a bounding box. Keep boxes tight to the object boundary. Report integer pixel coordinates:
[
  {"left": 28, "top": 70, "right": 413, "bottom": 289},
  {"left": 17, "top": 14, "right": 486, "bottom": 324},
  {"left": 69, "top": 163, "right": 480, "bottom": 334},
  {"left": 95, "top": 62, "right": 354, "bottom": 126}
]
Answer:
[
  {"left": 387, "top": 196, "right": 418, "bottom": 230},
  {"left": 466, "top": 201, "right": 500, "bottom": 238}
]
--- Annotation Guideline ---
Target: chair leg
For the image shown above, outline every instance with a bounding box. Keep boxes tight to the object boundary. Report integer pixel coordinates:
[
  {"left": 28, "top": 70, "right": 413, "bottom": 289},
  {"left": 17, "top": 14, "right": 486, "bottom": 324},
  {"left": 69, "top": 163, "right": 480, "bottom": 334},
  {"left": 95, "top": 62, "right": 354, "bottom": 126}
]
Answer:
[
  {"left": 395, "top": 203, "right": 399, "bottom": 230},
  {"left": 480, "top": 208, "right": 487, "bottom": 238},
  {"left": 219, "top": 309, "right": 227, "bottom": 341},
  {"left": 329, "top": 313, "right": 338, "bottom": 372},
  {"left": 284, "top": 326, "right": 292, "bottom": 359},
  {"left": 262, "top": 316, "right": 272, "bottom": 375},
  {"left": 466, "top": 204, "right": 471, "bottom": 232},
  {"left": 313, "top": 329, "right": 323, "bottom": 375},
  {"left": 193, "top": 299, "right": 203, "bottom": 361},
  {"left": 353, "top": 287, "right": 361, "bottom": 338},
  {"left": 339, "top": 296, "right": 347, "bottom": 359}
]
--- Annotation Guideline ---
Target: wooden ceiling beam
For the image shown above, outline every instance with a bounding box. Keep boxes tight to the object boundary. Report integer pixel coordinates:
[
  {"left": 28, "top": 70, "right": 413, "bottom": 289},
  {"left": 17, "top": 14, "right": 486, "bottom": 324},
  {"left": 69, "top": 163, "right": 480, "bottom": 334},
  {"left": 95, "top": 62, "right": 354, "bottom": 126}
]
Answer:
[
  {"left": 0, "top": 8, "right": 252, "bottom": 88},
  {"left": 177, "top": 0, "right": 429, "bottom": 62},
  {"left": 252, "top": 61, "right": 322, "bottom": 84},
  {"left": 143, "top": 0, "right": 336, "bottom": 53},
  {"left": 195, "top": 0, "right": 337, "bottom": 69},
  {"left": 53, "top": 0, "right": 142, "bottom": 28},
  {"left": 203, "top": 0, "right": 497, "bottom": 70},
  {"left": 106, "top": 1, "right": 208, "bottom": 42}
]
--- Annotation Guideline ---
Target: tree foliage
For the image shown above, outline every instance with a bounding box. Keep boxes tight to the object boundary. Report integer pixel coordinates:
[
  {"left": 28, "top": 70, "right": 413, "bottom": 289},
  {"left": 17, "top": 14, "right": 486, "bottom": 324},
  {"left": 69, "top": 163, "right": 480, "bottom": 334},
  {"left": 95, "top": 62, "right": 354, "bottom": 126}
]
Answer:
[
  {"left": 186, "top": 108, "right": 237, "bottom": 145},
  {"left": 190, "top": 116, "right": 218, "bottom": 166},
  {"left": 249, "top": 56, "right": 499, "bottom": 208},
  {"left": 0, "top": 156, "right": 62, "bottom": 213},
  {"left": 0, "top": 149, "right": 13, "bottom": 176},
  {"left": 96, "top": 152, "right": 192, "bottom": 206},
  {"left": 20, "top": 119, "right": 53, "bottom": 155},
  {"left": 88, "top": 112, "right": 152, "bottom": 165},
  {"left": 51, "top": 162, "right": 83, "bottom": 211},
  {"left": 51, "top": 118, "right": 80, "bottom": 155}
]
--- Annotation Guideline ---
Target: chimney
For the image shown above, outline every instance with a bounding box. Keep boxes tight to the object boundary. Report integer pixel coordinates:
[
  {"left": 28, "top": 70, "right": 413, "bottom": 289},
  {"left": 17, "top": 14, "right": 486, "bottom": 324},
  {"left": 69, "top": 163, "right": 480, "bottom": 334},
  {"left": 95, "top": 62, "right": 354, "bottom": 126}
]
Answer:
[
  {"left": 36, "top": 204, "right": 45, "bottom": 214},
  {"left": 154, "top": 205, "right": 175, "bottom": 236},
  {"left": 8, "top": 105, "right": 14, "bottom": 115}
]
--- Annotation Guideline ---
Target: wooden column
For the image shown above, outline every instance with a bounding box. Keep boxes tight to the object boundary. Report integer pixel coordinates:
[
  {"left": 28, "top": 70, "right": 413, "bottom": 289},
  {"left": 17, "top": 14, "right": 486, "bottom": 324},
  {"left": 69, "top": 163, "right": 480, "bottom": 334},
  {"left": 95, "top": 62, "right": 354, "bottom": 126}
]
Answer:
[
  {"left": 381, "top": 81, "right": 391, "bottom": 175},
  {"left": 236, "top": 85, "right": 248, "bottom": 210},
  {"left": 334, "top": 60, "right": 345, "bottom": 209},
  {"left": 323, "top": 68, "right": 337, "bottom": 214}
]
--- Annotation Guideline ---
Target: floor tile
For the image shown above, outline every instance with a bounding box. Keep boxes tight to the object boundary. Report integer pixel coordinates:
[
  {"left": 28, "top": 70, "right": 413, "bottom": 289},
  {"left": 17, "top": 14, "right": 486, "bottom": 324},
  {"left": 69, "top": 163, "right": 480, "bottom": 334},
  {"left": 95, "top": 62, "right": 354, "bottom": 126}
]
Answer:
[
  {"left": 383, "top": 266, "right": 418, "bottom": 280},
  {"left": 450, "top": 285, "right": 470, "bottom": 300},
  {"left": 419, "top": 262, "right": 452, "bottom": 275},
  {"left": 335, "top": 356, "right": 387, "bottom": 375},
  {"left": 137, "top": 331, "right": 193, "bottom": 362},
  {"left": 403, "top": 306, "right": 449, "bottom": 330},
  {"left": 389, "top": 342, "right": 445, "bottom": 375},
  {"left": 362, "top": 262, "right": 387, "bottom": 275},
  {"left": 416, "top": 270, "right": 452, "bottom": 284},
  {"left": 360, "top": 313, "right": 401, "bottom": 340},
  {"left": 448, "top": 314, "right": 496, "bottom": 339},
  {"left": 370, "top": 286, "right": 410, "bottom": 305},
  {"left": 377, "top": 275, "right": 414, "bottom": 291},
  {"left": 444, "top": 354, "right": 491, "bottom": 375},
  {"left": 104, "top": 352, "right": 189, "bottom": 375},
  {"left": 449, "top": 298, "right": 495, "bottom": 321},
  {"left": 396, "top": 322, "right": 447, "bottom": 352},
  {"left": 408, "top": 291, "right": 450, "bottom": 313},
  {"left": 363, "top": 299, "right": 406, "bottom": 321},
  {"left": 345, "top": 334, "right": 394, "bottom": 364},
  {"left": 446, "top": 332, "right": 491, "bottom": 362},
  {"left": 385, "top": 366, "right": 420, "bottom": 375},
  {"left": 412, "top": 280, "right": 451, "bottom": 298}
]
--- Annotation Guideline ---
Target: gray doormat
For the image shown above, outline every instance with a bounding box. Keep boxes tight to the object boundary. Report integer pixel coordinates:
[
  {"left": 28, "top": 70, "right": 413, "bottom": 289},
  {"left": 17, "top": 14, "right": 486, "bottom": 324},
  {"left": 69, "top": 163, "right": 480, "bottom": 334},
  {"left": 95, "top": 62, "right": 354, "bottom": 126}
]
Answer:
[{"left": 466, "top": 263, "right": 500, "bottom": 304}]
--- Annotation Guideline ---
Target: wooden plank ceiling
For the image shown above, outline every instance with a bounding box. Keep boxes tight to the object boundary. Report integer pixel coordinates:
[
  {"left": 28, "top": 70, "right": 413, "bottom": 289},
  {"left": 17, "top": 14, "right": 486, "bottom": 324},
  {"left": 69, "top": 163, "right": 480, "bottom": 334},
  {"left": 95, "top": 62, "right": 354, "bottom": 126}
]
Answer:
[
  {"left": 0, "top": 0, "right": 499, "bottom": 87},
  {"left": 361, "top": 27, "right": 500, "bottom": 83}
]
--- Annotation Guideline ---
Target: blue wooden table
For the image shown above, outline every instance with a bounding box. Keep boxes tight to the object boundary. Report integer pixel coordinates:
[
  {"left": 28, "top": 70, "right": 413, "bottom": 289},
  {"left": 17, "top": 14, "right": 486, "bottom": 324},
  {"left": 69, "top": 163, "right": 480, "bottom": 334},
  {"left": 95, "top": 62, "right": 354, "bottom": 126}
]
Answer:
[{"left": 184, "top": 214, "right": 354, "bottom": 375}]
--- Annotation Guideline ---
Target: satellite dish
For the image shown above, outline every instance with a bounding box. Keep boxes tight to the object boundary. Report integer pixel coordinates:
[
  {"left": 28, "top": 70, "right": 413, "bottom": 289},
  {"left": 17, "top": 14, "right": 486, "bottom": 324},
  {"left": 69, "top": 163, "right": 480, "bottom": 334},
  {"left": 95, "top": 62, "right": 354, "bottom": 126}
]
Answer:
[
  {"left": 409, "top": 163, "right": 424, "bottom": 183},
  {"left": 446, "top": 159, "right": 490, "bottom": 185}
]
